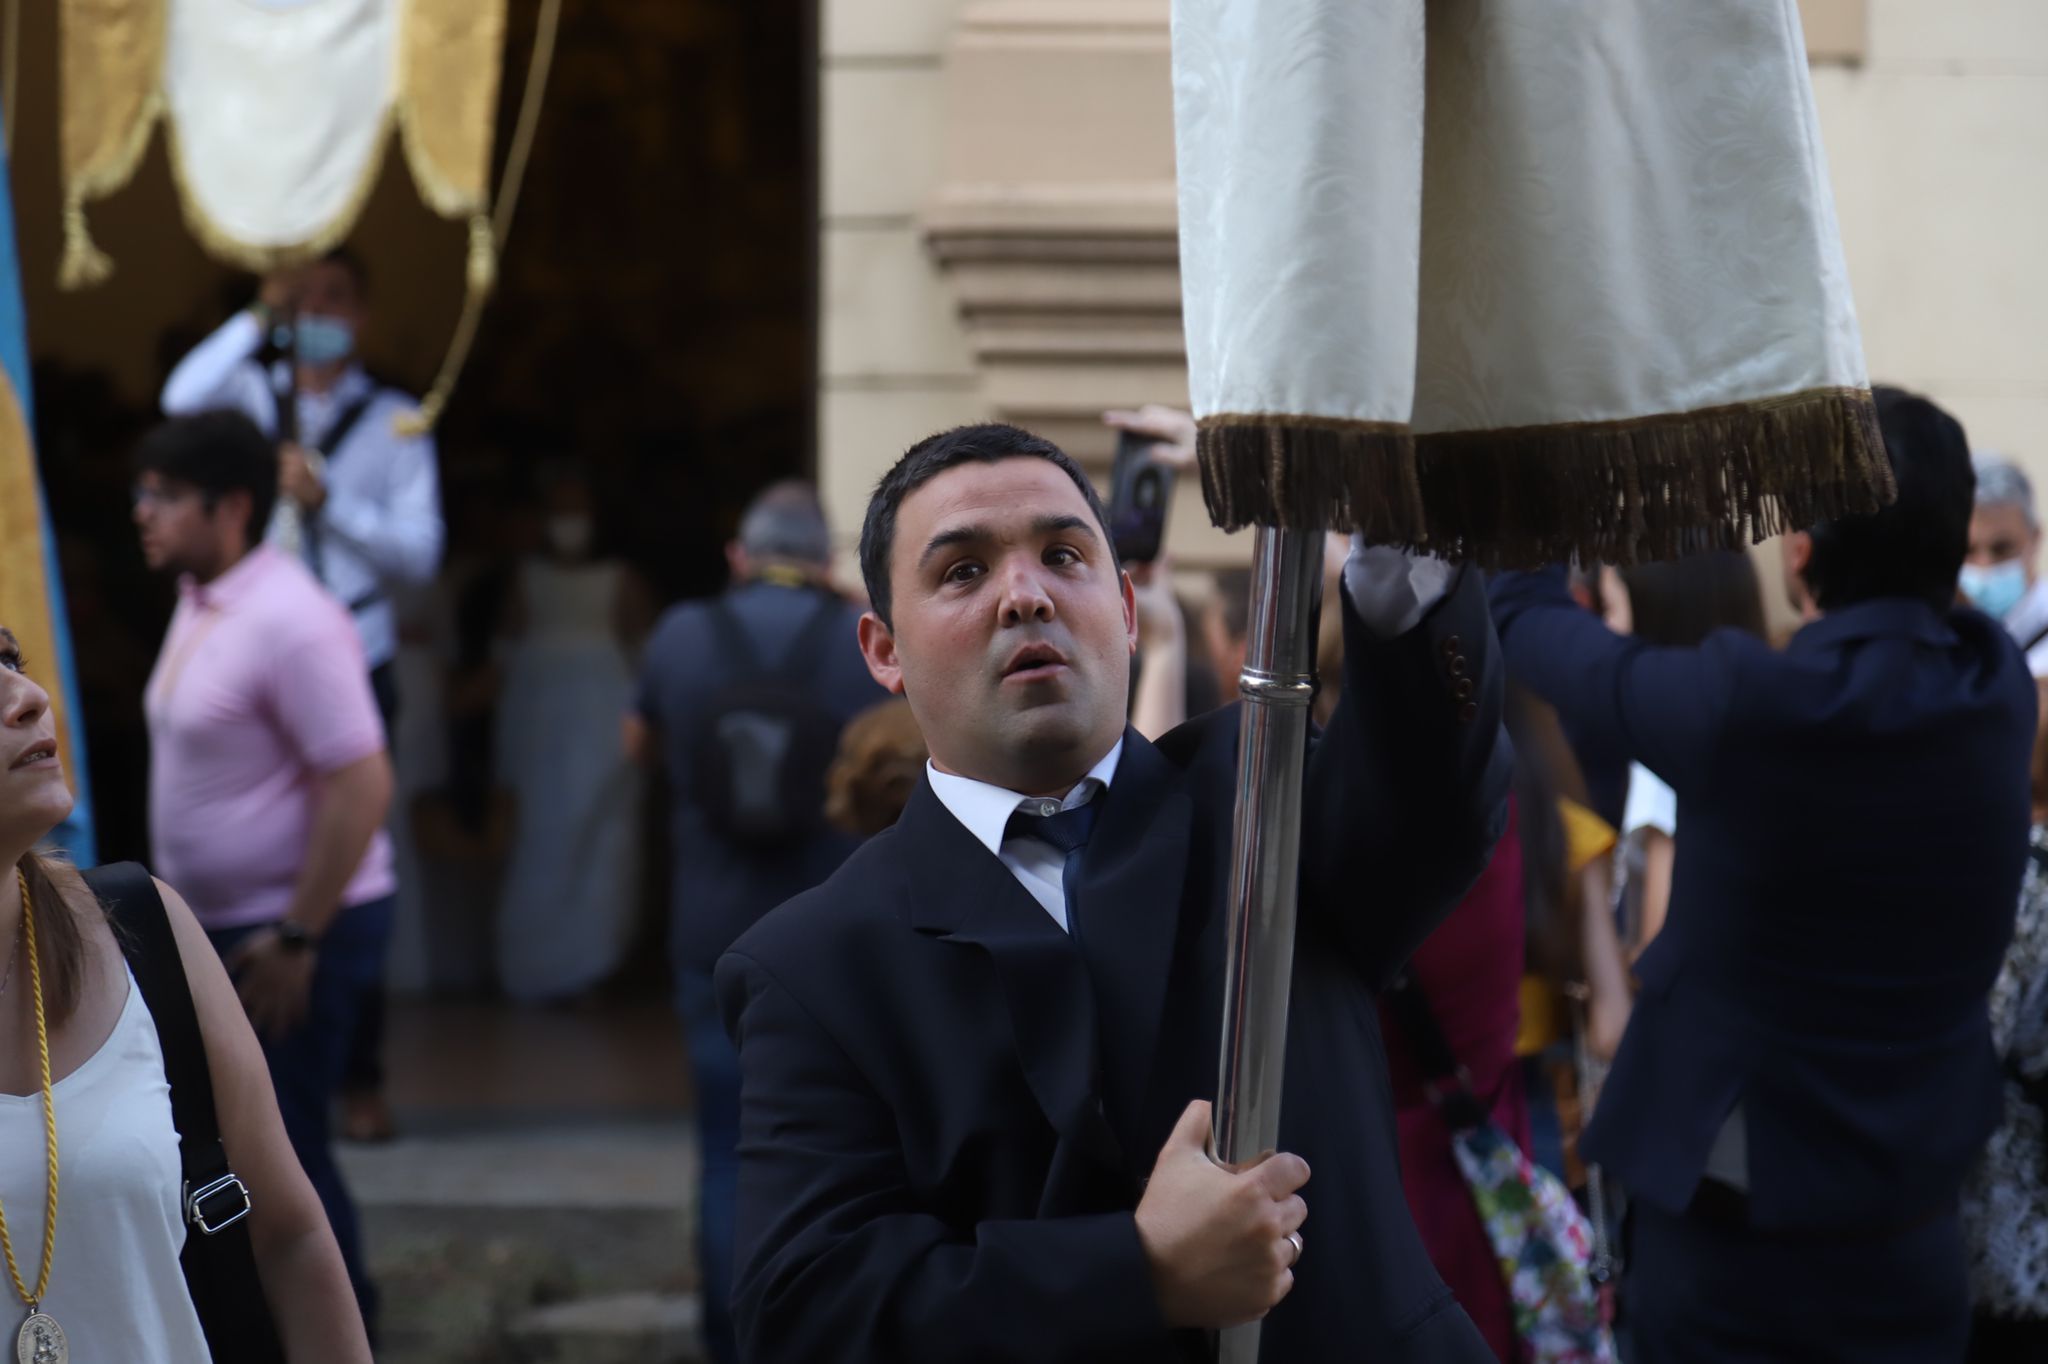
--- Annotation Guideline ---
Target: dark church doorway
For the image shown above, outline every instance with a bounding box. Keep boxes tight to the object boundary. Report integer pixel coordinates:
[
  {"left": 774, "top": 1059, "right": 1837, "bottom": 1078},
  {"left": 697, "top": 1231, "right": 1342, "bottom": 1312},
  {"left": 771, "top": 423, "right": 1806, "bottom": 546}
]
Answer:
[{"left": 18, "top": 0, "right": 819, "bottom": 986}]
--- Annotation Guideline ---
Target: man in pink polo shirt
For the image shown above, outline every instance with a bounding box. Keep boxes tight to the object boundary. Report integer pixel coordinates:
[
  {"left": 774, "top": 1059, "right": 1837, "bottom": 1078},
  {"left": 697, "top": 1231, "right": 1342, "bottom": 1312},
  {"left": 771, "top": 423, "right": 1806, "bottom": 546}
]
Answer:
[{"left": 133, "top": 409, "right": 395, "bottom": 1327}]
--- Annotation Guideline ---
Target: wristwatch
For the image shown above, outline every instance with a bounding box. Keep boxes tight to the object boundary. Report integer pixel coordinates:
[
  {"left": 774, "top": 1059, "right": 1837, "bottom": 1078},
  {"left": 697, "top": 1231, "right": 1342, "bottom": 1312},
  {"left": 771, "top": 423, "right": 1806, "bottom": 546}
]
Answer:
[{"left": 275, "top": 921, "right": 318, "bottom": 953}]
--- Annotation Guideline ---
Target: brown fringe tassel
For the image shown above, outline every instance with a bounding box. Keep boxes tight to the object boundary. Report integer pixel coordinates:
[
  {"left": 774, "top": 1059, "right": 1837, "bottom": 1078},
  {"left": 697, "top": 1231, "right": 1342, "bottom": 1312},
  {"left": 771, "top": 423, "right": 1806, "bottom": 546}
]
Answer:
[
  {"left": 1197, "top": 387, "right": 1893, "bottom": 569},
  {"left": 1196, "top": 414, "right": 1426, "bottom": 544}
]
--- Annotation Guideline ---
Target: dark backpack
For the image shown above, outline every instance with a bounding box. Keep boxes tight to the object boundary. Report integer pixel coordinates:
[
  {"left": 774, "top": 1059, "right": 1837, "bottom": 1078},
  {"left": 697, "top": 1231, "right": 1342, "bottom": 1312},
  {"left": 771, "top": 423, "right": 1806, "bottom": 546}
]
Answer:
[{"left": 690, "top": 592, "right": 848, "bottom": 851}]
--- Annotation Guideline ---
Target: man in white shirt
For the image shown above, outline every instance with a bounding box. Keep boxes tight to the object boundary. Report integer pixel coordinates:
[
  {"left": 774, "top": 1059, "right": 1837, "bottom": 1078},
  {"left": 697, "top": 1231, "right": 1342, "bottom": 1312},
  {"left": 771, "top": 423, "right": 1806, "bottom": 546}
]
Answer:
[
  {"left": 162, "top": 247, "right": 443, "bottom": 1140},
  {"left": 1962, "top": 453, "right": 2048, "bottom": 677},
  {"left": 717, "top": 422, "right": 1509, "bottom": 1363},
  {"left": 161, "top": 248, "right": 445, "bottom": 706}
]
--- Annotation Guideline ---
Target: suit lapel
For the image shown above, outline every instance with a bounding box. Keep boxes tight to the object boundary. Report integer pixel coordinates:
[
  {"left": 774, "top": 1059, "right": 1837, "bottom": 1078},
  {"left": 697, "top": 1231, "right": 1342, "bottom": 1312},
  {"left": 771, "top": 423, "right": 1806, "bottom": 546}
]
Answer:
[
  {"left": 1073, "top": 730, "right": 1193, "bottom": 1156},
  {"left": 901, "top": 777, "right": 1126, "bottom": 1173}
]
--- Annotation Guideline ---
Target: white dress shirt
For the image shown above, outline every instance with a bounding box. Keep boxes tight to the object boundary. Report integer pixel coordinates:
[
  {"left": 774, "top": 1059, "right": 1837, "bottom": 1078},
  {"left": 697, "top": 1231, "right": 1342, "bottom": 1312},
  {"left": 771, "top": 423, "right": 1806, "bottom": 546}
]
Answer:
[
  {"left": 922, "top": 541, "right": 1459, "bottom": 929},
  {"left": 2004, "top": 577, "right": 2048, "bottom": 680},
  {"left": 927, "top": 741, "right": 1124, "bottom": 932},
  {"left": 160, "top": 311, "right": 445, "bottom": 669}
]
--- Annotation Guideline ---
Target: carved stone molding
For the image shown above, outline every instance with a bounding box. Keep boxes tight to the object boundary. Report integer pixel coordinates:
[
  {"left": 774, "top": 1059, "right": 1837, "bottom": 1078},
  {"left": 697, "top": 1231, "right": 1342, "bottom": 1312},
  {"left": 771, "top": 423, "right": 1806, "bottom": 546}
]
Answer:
[{"left": 920, "top": 0, "right": 1183, "bottom": 463}]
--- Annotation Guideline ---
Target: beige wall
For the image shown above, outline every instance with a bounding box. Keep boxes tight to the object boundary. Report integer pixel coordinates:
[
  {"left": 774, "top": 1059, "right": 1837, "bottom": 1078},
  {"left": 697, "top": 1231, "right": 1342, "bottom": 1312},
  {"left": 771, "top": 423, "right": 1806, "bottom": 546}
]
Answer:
[
  {"left": 819, "top": 0, "right": 2048, "bottom": 577},
  {"left": 818, "top": 0, "right": 984, "bottom": 572},
  {"left": 1813, "top": 2, "right": 2048, "bottom": 481}
]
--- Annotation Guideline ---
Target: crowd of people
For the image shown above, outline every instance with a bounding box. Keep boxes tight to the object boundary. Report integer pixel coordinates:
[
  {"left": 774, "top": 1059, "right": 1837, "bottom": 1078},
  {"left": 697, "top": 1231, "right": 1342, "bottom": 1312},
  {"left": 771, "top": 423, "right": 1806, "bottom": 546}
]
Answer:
[{"left": 1, "top": 246, "right": 2046, "bottom": 1364}]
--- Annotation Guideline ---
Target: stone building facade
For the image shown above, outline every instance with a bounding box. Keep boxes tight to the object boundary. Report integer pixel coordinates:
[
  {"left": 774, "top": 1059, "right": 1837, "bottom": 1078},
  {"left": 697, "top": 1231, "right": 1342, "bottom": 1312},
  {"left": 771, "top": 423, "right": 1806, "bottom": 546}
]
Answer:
[{"left": 819, "top": 0, "right": 2048, "bottom": 574}]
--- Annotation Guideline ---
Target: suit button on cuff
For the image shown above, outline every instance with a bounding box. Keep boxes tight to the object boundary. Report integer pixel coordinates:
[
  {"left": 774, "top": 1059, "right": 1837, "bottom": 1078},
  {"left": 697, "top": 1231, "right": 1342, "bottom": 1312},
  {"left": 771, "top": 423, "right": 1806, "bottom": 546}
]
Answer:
[
  {"left": 1458, "top": 701, "right": 1479, "bottom": 723},
  {"left": 1453, "top": 677, "right": 1474, "bottom": 701}
]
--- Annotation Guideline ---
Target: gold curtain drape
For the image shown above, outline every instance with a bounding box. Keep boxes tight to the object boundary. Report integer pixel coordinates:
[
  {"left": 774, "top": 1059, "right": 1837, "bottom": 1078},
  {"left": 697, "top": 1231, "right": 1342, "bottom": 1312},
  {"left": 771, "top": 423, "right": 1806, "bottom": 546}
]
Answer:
[{"left": 0, "top": 374, "right": 73, "bottom": 778}]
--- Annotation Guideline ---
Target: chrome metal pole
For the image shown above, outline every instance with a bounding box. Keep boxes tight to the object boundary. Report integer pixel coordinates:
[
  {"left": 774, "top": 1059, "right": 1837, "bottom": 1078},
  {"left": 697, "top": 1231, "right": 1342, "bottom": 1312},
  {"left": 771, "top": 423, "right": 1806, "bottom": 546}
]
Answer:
[{"left": 1213, "top": 524, "right": 1324, "bottom": 1364}]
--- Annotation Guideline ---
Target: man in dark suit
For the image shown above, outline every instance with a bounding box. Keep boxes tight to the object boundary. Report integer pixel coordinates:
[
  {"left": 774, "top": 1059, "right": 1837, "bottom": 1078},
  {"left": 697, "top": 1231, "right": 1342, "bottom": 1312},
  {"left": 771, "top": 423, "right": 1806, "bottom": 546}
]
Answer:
[
  {"left": 629, "top": 480, "right": 885, "bottom": 1364},
  {"left": 717, "top": 423, "right": 1511, "bottom": 1362},
  {"left": 1490, "top": 388, "right": 2035, "bottom": 1361}
]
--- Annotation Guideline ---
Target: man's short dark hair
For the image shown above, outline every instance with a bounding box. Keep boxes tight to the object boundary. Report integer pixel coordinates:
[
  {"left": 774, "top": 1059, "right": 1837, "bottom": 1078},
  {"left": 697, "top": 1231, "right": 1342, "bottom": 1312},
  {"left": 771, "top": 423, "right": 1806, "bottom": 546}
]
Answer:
[
  {"left": 318, "top": 246, "right": 370, "bottom": 300},
  {"left": 1804, "top": 385, "right": 1975, "bottom": 613},
  {"left": 135, "top": 409, "right": 279, "bottom": 541},
  {"left": 858, "top": 423, "right": 1112, "bottom": 628}
]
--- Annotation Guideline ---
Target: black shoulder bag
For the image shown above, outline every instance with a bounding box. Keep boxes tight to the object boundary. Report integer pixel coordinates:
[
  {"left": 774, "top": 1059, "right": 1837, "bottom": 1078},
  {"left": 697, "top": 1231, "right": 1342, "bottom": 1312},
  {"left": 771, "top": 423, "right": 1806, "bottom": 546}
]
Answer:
[{"left": 87, "top": 863, "right": 287, "bottom": 1363}]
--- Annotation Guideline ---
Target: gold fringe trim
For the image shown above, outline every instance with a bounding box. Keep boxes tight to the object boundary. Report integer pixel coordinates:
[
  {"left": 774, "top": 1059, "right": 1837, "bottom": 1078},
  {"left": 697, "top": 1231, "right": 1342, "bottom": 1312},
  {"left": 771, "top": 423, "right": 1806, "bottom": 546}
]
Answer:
[
  {"left": 157, "top": 103, "right": 400, "bottom": 276},
  {"left": 1197, "top": 387, "right": 1893, "bottom": 568}
]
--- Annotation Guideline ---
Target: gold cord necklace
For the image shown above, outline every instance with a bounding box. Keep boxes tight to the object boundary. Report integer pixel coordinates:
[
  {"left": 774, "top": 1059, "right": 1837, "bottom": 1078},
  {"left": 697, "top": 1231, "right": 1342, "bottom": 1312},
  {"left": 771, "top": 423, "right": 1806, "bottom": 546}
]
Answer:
[{"left": 2, "top": 869, "right": 64, "bottom": 1364}]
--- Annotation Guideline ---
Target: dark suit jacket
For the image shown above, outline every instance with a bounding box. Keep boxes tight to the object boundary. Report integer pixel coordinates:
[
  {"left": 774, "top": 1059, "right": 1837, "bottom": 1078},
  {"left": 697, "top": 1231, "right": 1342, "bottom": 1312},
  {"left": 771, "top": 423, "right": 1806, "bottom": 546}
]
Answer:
[
  {"left": 716, "top": 570, "right": 1511, "bottom": 1363},
  {"left": 1491, "top": 567, "right": 2035, "bottom": 1230},
  {"left": 637, "top": 580, "right": 887, "bottom": 973}
]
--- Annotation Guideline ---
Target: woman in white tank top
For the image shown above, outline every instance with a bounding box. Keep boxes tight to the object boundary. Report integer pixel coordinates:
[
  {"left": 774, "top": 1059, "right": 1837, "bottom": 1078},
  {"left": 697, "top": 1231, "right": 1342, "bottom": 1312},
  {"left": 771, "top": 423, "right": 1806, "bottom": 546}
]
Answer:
[{"left": 0, "top": 626, "right": 370, "bottom": 1360}]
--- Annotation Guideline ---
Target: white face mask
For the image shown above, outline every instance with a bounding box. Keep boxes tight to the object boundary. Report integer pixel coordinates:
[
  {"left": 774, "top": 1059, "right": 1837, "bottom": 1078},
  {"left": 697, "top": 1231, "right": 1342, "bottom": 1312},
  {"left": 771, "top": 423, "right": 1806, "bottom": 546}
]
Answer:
[{"left": 546, "top": 515, "right": 594, "bottom": 558}]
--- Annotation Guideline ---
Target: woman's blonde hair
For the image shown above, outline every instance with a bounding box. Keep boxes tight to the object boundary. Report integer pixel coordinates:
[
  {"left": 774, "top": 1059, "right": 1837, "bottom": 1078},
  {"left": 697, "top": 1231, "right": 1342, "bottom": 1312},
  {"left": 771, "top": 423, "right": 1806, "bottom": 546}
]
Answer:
[{"left": 825, "top": 698, "right": 928, "bottom": 837}]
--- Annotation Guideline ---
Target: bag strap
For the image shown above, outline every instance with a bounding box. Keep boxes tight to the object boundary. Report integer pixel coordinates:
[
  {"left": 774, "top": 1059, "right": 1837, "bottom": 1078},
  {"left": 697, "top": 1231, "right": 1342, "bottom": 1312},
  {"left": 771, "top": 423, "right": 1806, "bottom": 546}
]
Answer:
[
  {"left": 709, "top": 589, "right": 843, "bottom": 685},
  {"left": 706, "top": 596, "right": 766, "bottom": 677},
  {"left": 314, "top": 389, "right": 380, "bottom": 462},
  {"left": 86, "top": 864, "right": 251, "bottom": 1234},
  {"left": 89, "top": 864, "right": 285, "bottom": 1363},
  {"left": 1384, "top": 973, "right": 1490, "bottom": 1131},
  {"left": 781, "top": 591, "right": 847, "bottom": 682}
]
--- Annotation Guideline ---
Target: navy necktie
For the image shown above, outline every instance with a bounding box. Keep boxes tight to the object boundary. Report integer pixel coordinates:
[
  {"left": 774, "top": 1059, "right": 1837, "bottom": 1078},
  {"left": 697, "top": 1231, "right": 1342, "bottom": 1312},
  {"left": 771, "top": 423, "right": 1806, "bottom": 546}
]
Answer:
[
  {"left": 1005, "top": 801, "right": 1097, "bottom": 855},
  {"left": 1005, "top": 800, "right": 1098, "bottom": 932}
]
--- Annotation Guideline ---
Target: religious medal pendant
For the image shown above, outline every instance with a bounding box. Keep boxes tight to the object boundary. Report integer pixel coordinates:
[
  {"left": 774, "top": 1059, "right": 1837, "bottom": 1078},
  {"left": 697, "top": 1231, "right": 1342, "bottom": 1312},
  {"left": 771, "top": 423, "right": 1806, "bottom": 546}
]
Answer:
[{"left": 16, "top": 1307, "right": 66, "bottom": 1364}]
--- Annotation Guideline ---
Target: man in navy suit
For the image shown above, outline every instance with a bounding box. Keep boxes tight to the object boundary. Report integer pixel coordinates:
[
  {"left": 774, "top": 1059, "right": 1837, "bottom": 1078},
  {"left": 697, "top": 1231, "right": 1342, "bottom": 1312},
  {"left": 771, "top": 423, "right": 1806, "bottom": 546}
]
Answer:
[
  {"left": 717, "top": 423, "right": 1511, "bottom": 1362},
  {"left": 1490, "top": 388, "right": 2035, "bottom": 1361}
]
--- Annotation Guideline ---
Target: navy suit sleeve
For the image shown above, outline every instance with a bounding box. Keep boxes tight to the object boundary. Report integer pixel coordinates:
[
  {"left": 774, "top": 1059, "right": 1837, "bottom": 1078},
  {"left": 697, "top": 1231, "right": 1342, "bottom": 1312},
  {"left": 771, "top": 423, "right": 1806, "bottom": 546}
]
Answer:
[
  {"left": 1300, "top": 566, "right": 1514, "bottom": 989},
  {"left": 716, "top": 950, "right": 1168, "bottom": 1364},
  {"left": 1488, "top": 566, "right": 1740, "bottom": 789}
]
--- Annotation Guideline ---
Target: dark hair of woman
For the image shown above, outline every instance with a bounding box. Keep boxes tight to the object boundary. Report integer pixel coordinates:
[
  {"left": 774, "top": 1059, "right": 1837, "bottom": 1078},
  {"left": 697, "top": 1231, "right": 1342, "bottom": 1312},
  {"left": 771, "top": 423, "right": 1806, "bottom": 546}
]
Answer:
[
  {"left": 17, "top": 849, "right": 92, "bottom": 1025},
  {"left": 1620, "top": 549, "right": 1766, "bottom": 649}
]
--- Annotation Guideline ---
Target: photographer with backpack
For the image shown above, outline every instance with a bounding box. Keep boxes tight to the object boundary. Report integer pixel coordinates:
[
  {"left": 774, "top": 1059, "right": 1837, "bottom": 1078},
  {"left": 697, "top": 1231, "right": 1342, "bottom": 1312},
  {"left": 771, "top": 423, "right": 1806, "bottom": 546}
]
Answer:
[{"left": 624, "top": 480, "right": 883, "bottom": 1364}]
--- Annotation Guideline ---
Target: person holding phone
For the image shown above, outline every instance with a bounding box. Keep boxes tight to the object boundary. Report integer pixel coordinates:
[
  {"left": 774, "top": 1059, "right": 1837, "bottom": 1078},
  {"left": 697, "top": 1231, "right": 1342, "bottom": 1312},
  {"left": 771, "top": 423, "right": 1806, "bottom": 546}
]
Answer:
[{"left": 1105, "top": 407, "right": 1199, "bottom": 738}]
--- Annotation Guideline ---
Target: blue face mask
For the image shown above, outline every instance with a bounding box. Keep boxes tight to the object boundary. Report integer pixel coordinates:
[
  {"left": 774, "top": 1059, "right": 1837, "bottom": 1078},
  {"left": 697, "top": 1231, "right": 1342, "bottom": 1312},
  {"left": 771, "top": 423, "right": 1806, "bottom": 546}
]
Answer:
[
  {"left": 292, "top": 314, "right": 356, "bottom": 366},
  {"left": 1960, "top": 559, "right": 2029, "bottom": 620}
]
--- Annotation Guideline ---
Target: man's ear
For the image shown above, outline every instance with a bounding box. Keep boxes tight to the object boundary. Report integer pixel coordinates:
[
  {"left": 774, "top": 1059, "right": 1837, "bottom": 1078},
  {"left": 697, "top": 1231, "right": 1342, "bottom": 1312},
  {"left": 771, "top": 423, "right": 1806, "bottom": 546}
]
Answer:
[
  {"left": 858, "top": 611, "right": 907, "bottom": 695},
  {"left": 1784, "top": 530, "right": 1814, "bottom": 579},
  {"left": 1120, "top": 570, "right": 1139, "bottom": 656}
]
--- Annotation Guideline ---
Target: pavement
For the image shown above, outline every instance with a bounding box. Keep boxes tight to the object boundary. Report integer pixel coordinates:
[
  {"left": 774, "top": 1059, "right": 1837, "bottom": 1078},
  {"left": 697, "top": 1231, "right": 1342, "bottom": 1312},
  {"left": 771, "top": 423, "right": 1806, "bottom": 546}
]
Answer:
[{"left": 339, "top": 998, "right": 709, "bottom": 1363}]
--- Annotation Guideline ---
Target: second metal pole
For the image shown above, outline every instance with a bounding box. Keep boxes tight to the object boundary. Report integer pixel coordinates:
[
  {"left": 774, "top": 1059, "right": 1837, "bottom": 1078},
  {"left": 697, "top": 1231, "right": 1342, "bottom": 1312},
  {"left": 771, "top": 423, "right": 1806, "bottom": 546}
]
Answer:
[{"left": 1213, "top": 525, "right": 1324, "bottom": 1364}]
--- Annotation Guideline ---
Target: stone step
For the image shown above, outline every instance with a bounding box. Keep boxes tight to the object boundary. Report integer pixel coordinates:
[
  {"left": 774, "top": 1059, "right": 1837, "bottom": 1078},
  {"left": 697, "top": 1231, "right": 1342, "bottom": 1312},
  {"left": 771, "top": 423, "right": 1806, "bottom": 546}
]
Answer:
[
  {"left": 340, "top": 1116, "right": 701, "bottom": 1363},
  {"left": 506, "top": 1291, "right": 706, "bottom": 1364}
]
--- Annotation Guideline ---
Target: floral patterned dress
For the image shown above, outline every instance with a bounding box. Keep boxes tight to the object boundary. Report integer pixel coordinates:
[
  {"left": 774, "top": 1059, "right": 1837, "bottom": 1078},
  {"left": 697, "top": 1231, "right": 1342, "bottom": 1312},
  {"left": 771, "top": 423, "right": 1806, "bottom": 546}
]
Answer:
[{"left": 1962, "top": 825, "right": 2048, "bottom": 1320}]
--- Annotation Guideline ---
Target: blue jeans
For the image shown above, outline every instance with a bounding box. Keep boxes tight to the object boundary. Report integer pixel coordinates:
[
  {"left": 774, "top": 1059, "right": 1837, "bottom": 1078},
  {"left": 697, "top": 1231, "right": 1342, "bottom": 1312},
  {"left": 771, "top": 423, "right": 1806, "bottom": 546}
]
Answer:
[
  {"left": 211, "top": 896, "right": 393, "bottom": 1331},
  {"left": 677, "top": 967, "right": 740, "bottom": 1364}
]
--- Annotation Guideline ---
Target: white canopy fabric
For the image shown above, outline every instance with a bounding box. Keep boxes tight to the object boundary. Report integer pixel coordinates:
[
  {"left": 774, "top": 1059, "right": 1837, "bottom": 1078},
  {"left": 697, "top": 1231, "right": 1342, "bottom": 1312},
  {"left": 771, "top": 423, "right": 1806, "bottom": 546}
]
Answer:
[
  {"left": 58, "top": 0, "right": 505, "bottom": 282},
  {"left": 1173, "top": 0, "right": 1890, "bottom": 565},
  {"left": 164, "top": 0, "right": 398, "bottom": 254}
]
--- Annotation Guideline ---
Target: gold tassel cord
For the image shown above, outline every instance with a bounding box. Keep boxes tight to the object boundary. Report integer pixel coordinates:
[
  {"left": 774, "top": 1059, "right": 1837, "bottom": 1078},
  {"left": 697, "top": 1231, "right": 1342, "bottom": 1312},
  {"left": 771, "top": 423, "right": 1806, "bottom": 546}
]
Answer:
[
  {"left": 57, "top": 198, "right": 115, "bottom": 290},
  {"left": 395, "top": 0, "right": 560, "bottom": 437}
]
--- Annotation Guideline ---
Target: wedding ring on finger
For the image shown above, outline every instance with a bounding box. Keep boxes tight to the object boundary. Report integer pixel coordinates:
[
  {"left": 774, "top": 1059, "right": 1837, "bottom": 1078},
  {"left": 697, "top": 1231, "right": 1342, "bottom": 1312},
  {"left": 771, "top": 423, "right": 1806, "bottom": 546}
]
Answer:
[{"left": 1283, "top": 1231, "right": 1304, "bottom": 1267}]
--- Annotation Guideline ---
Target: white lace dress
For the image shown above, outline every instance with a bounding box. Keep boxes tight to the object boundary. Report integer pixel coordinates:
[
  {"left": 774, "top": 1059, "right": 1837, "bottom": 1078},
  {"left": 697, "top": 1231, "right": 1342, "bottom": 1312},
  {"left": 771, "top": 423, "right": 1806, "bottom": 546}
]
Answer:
[{"left": 1962, "top": 825, "right": 2048, "bottom": 1319}]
